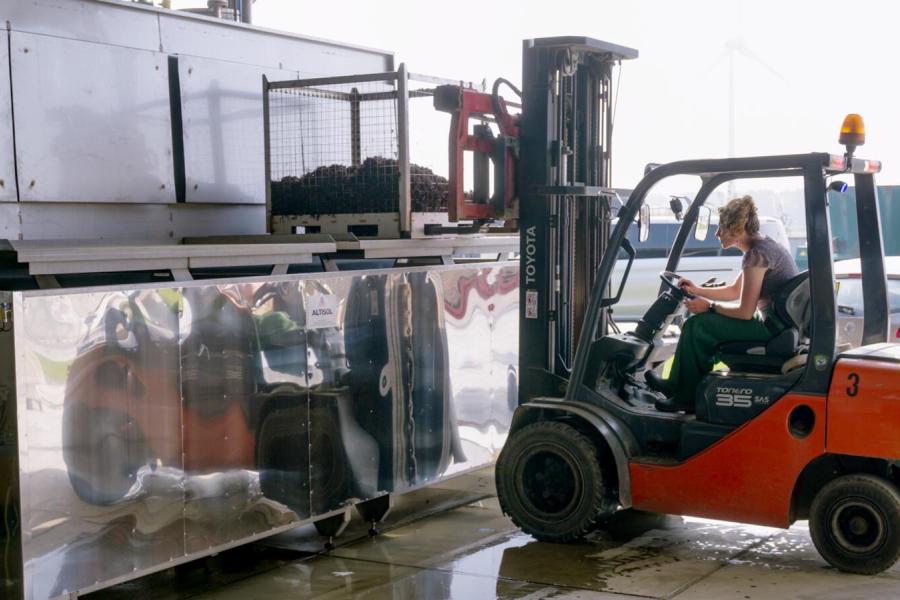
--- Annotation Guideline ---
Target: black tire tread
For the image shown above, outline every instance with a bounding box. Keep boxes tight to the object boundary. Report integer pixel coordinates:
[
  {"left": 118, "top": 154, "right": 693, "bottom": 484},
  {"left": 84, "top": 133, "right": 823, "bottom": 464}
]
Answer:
[
  {"left": 496, "top": 420, "right": 609, "bottom": 543},
  {"left": 809, "top": 473, "right": 900, "bottom": 575}
]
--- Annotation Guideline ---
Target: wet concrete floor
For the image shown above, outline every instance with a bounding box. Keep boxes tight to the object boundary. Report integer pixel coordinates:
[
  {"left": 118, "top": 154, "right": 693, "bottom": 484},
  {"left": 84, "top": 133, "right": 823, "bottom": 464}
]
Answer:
[{"left": 88, "top": 468, "right": 900, "bottom": 599}]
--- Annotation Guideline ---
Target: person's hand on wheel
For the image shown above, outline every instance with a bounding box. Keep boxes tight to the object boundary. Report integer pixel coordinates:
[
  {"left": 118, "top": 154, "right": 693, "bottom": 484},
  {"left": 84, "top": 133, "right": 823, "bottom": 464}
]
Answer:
[
  {"left": 679, "top": 278, "right": 700, "bottom": 297},
  {"left": 684, "top": 296, "right": 711, "bottom": 314}
]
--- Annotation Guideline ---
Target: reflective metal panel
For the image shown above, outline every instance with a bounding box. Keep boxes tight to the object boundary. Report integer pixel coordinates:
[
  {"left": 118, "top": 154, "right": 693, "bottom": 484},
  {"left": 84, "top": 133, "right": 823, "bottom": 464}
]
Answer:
[
  {"left": 0, "top": 293, "right": 15, "bottom": 445},
  {"left": 442, "top": 266, "right": 519, "bottom": 479},
  {"left": 0, "top": 202, "right": 19, "bottom": 240},
  {"left": 169, "top": 204, "right": 267, "bottom": 238},
  {"left": 11, "top": 263, "right": 517, "bottom": 599},
  {"left": 250, "top": 280, "right": 312, "bottom": 521},
  {"left": 2, "top": 0, "right": 162, "bottom": 51},
  {"left": 303, "top": 264, "right": 520, "bottom": 511},
  {"left": 306, "top": 273, "right": 387, "bottom": 515},
  {"left": 4, "top": 203, "right": 266, "bottom": 242},
  {"left": 0, "top": 31, "right": 16, "bottom": 202},
  {"left": 4, "top": 0, "right": 392, "bottom": 72},
  {"left": 180, "top": 282, "right": 309, "bottom": 554},
  {"left": 180, "top": 56, "right": 297, "bottom": 205},
  {"left": 395, "top": 269, "right": 462, "bottom": 490},
  {"left": 489, "top": 267, "right": 520, "bottom": 441},
  {"left": 0, "top": 291, "right": 22, "bottom": 600},
  {"left": 10, "top": 32, "right": 175, "bottom": 204},
  {"left": 15, "top": 288, "right": 185, "bottom": 600},
  {"left": 158, "top": 13, "right": 392, "bottom": 75}
]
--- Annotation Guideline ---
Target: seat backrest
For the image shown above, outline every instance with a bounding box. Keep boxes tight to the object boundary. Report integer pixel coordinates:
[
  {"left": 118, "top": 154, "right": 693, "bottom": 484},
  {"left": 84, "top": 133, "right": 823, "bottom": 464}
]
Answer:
[{"left": 773, "top": 271, "right": 811, "bottom": 336}]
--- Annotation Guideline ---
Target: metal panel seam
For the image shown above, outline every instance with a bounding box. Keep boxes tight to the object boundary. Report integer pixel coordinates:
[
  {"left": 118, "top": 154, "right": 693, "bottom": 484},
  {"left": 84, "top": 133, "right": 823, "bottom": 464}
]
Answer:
[{"left": 5, "top": 23, "right": 18, "bottom": 202}]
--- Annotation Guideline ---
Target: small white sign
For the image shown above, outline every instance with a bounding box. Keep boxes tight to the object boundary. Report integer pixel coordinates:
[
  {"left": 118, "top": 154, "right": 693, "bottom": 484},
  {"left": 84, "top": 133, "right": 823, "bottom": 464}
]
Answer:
[
  {"left": 306, "top": 293, "right": 339, "bottom": 329},
  {"left": 525, "top": 290, "right": 538, "bottom": 319}
]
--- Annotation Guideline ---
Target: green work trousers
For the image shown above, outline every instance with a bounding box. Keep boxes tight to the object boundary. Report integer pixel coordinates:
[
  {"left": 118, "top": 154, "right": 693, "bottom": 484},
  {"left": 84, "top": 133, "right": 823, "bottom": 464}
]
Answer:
[{"left": 667, "top": 311, "right": 775, "bottom": 408}]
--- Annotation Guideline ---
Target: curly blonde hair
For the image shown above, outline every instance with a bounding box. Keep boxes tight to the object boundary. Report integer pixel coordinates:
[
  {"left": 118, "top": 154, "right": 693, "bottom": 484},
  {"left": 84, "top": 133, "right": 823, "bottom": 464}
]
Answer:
[{"left": 718, "top": 195, "right": 759, "bottom": 237}]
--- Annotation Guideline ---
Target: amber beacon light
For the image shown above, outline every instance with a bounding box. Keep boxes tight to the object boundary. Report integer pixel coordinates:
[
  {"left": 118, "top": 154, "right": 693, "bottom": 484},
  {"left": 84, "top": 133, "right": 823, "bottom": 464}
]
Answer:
[{"left": 839, "top": 113, "right": 866, "bottom": 154}]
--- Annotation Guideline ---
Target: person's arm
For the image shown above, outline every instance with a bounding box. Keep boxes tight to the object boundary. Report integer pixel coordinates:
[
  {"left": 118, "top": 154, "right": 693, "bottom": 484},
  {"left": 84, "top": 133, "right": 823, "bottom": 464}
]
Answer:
[
  {"left": 684, "top": 266, "right": 766, "bottom": 319},
  {"left": 681, "top": 272, "right": 742, "bottom": 301}
]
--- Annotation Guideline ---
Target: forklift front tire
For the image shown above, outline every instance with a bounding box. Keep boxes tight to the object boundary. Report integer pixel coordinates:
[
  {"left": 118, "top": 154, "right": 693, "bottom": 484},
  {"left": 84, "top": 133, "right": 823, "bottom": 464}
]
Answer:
[
  {"left": 496, "top": 421, "right": 609, "bottom": 542},
  {"left": 809, "top": 473, "right": 900, "bottom": 574}
]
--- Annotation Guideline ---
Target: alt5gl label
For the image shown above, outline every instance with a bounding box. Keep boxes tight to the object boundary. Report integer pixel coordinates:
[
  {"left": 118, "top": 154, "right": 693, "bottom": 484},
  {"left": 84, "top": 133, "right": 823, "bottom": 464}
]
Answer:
[{"left": 307, "top": 293, "right": 339, "bottom": 329}]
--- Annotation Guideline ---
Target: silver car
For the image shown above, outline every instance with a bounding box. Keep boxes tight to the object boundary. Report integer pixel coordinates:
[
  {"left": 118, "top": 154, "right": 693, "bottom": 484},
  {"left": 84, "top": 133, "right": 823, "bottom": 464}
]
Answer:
[{"left": 835, "top": 256, "right": 900, "bottom": 347}]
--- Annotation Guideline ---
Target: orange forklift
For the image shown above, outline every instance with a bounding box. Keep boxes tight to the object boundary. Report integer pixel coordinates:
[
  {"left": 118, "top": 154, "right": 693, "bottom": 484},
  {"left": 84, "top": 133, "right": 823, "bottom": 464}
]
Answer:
[{"left": 497, "top": 109, "right": 900, "bottom": 574}]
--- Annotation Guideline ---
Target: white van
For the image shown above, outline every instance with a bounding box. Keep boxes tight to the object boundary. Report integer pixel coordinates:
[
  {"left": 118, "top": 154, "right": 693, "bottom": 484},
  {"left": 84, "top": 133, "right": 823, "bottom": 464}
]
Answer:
[{"left": 611, "top": 215, "right": 791, "bottom": 321}]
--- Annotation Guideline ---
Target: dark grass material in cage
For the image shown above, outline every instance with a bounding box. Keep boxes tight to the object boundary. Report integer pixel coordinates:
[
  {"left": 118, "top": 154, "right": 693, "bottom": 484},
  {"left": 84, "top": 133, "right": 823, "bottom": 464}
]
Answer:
[
  {"left": 267, "top": 75, "right": 449, "bottom": 216},
  {"left": 271, "top": 157, "right": 448, "bottom": 216}
]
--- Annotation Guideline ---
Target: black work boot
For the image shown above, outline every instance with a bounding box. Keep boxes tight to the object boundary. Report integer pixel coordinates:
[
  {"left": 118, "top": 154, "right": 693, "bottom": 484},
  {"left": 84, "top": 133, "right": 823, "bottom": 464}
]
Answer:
[
  {"left": 644, "top": 370, "right": 671, "bottom": 395},
  {"left": 654, "top": 395, "right": 695, "bottom": 413}
]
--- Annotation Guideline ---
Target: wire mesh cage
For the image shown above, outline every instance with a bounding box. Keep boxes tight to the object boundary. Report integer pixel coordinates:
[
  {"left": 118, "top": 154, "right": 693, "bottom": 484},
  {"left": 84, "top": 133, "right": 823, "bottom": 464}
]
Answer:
[{"left": 265, "top": 67, "right": 460, "bottom": 238}]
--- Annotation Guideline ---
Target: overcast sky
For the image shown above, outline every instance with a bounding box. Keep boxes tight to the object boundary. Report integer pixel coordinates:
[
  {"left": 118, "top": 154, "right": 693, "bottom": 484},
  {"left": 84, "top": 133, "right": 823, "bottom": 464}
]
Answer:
[{"left": 176, "top": 0, "right": 900, "bottom": 194}]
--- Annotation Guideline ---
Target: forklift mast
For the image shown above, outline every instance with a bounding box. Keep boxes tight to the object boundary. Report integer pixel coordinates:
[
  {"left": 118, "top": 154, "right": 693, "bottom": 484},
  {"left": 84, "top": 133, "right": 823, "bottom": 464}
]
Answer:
[{"left": 518, "top": 37, "right": 638, "bottom": 402}]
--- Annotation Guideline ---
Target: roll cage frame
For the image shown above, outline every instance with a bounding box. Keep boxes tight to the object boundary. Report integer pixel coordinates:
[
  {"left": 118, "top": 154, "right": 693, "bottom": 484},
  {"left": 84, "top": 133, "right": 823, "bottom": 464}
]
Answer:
[{"left": 569, "top": 152, "right": 889, "bottom": 401}]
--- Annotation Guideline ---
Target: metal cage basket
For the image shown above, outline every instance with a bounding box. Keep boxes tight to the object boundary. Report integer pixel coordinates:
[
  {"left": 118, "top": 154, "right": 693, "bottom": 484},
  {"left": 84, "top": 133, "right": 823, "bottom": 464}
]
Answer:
[{"left": 264, "top": 66, "right": 474, "bottom": 238}]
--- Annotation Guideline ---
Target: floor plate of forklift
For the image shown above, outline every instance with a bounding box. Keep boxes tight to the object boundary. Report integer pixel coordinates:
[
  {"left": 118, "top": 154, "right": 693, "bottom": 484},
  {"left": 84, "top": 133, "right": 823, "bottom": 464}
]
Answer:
[{"left": 87, "top": 468, "right": 900, "bottom": 600}]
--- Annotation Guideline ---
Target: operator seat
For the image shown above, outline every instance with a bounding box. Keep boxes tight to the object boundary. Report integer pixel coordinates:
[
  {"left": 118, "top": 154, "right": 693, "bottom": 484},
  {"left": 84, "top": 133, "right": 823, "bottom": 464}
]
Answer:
[{"left": 716, "top": 271, "right": 810, "bottom": 373}]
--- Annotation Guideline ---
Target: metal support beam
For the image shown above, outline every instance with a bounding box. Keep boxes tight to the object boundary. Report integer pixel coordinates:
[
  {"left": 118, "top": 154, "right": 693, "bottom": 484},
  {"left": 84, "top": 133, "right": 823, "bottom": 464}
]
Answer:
[
  {"left": 397, "top": 63, "right": 411, "bottom": 236},
  {"left": 854, "top": 173, "right": 889, "bottom": 345}
]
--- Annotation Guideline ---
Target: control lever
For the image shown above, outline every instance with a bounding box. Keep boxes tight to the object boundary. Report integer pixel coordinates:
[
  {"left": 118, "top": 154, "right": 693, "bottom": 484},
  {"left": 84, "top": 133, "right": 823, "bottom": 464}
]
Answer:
[{"left": 700, "top": 277, "right": 726, "bottom": 288}]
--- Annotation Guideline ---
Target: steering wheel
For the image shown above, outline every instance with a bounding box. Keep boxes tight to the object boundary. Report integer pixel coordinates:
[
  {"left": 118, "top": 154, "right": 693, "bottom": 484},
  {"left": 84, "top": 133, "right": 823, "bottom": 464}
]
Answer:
[{"left": 659, "top": 271, "right": 694, "bottom": 300}]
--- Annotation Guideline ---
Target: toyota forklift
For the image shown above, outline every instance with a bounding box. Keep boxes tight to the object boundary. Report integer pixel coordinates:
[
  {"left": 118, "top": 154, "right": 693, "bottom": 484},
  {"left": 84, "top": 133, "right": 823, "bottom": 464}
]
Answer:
[{"left": 496, "top": 37, "right": 900, "bottom": 574}]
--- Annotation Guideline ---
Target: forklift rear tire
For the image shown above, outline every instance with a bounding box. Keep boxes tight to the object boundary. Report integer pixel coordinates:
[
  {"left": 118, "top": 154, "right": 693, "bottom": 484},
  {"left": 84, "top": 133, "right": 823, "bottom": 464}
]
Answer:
[
  {"left": 809, "top": 473, "right": 900, "bottom": 574},
  {"left": 496, "top": 421, "right": 608, "bottom": 542}
]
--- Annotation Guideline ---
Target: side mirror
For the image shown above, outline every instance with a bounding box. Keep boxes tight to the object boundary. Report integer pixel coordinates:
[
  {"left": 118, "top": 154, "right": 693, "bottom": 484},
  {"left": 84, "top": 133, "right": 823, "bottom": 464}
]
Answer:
[
  {"left": 694, "top": 206, "right": 711, "bottom": 241},
  {"left": 669, "top": 195, "right": 688, "bottom": 221},
  {"left": 639, "top": 204, "right": 651, "bottom": 242}
]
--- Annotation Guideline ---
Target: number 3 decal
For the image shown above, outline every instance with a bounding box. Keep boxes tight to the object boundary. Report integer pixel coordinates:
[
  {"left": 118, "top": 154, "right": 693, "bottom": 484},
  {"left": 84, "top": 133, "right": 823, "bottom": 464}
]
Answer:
[{"left": 846, "top": 372, "right": 860, "bottom": 397}]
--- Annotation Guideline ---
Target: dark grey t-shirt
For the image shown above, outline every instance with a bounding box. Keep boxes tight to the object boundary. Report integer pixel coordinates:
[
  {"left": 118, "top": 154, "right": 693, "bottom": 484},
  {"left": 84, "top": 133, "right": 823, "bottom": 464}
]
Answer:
[{"left": 742, "top": 236, "right": 799, "bottom": 310}]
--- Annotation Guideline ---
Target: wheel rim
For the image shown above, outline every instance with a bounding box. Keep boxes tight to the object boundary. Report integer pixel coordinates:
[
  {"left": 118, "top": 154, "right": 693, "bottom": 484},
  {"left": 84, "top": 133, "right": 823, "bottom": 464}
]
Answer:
[
  {"left": 519, "top": 447, "right": 580, "bottom": 516},
  {"left": 829, "top": 498, "right": 887, "bottom": 554}
]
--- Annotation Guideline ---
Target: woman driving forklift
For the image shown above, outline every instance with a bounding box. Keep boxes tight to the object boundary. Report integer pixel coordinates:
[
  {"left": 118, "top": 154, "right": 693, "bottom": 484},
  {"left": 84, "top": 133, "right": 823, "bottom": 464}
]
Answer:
[{"left": 645, "top": 195, "right": 799, "bottom": 412}]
